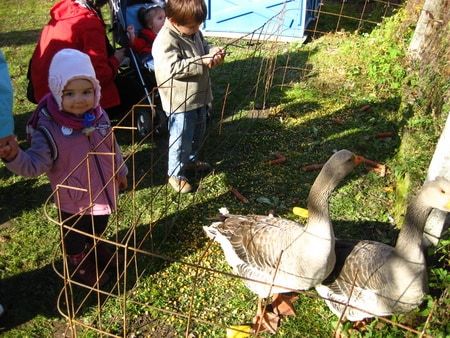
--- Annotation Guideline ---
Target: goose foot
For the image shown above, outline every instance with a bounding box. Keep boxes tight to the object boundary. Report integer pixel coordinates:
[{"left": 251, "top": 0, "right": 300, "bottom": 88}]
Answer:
[
  {"left": 352, "top": 319, "right": 370, "bottom": 330},
  {"left": 251, "top": 310, "right": 280, "bottom": 334},
  {"left": 271, "top": 292, "right": 298, "bottom": 316},
  {"left": 334, "top": 319, "right": 371, "bottom": 337}
]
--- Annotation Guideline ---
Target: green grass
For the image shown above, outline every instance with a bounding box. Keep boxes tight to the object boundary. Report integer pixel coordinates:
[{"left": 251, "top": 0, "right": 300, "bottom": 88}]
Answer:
[{"left": 0, "top": 1, "right": 449, "bottom": 337}]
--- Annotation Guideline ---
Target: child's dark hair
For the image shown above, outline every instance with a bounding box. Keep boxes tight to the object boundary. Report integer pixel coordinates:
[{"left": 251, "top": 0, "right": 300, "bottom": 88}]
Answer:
[
  {"left": 137, "top": 6, "right": 162, "bottom": 28},
  {"left": 137, "top": 7, "right": 150, "bottom": 28},
  {"left": 165, "top": 0, "right": 207, "bottom": 25}
]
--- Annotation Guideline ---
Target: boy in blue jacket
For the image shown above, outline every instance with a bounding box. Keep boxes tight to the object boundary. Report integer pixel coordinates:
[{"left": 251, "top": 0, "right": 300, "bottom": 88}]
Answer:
[
  {"left": 0, "top": 50, "right": 14, "bottom": 318},
  {"left": 0, "top": 51, "right": 15, "bottom": 162}
]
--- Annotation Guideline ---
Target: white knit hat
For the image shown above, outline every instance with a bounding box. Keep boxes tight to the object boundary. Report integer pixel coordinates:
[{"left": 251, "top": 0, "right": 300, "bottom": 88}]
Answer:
[{"left": 48, "top": 48, "right": 101, "bottom": 110}]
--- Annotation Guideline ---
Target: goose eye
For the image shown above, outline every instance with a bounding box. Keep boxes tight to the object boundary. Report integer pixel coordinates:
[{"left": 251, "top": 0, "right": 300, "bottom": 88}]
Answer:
[{"left": 441, "top": 189, "right": 446, "bottom": 194}]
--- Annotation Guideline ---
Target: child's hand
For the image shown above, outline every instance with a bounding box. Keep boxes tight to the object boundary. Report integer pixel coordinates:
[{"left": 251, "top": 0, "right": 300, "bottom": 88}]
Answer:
[
  {"left": 114, "top": 48, "right": 126, "bottom": 63},
  {"left": 117, "top": 175, "right": 128, "bottom": 191},
  {"left": 127, "top": 25, "right": 136, "bottom": 40},
  {"left": 0, "top": 136, "right": 19, "bottom": 162},
  {"left": 204, "top": 47, "right": 225, "bottom": 68}
]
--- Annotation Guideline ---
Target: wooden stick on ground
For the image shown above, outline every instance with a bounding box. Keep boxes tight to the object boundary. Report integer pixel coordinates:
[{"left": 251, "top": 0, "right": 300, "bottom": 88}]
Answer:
[
  {"left": 267, "top": 152, "right": 287, "bottom": 165},
  {"left": 230, "top": 187, "right": 249, "bottom": 203}
]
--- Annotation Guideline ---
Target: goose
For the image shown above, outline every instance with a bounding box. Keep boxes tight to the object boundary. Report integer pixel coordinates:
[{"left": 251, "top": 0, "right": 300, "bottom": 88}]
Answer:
[
  {"left": 315, "top": 177, "right": 450, "bottom": 322},
  {"left": 203, "top": 149, "right": 364, "bottom": 333}
]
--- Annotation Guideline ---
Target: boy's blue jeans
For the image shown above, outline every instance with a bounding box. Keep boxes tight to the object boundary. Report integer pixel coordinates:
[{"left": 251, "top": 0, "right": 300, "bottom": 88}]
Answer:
[{"left": 167, "top": 106, "right": 207, "bottom": 179}]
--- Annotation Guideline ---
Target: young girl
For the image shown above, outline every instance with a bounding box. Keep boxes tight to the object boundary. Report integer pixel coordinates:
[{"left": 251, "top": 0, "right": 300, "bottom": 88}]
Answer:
[
  {"left": 1, "top": 49, "right": 128, "bottom": 287},
  {"left": 127, "top": 4, "right": 166, "bottom": 70}
]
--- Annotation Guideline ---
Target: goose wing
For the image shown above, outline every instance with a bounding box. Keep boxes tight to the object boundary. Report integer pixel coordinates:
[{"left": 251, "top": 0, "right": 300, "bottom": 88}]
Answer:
[
  {"left": 317, "top": 239, "right": 393, "bottom": 320},
  {"left": 205, "top": 214, "right": 305, "bottom": 273}
]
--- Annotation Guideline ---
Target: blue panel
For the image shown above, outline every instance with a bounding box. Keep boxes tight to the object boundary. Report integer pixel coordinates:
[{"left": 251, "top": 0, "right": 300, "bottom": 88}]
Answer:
[
  {"left": 305, "top": 0, "right": 320, "bottom": 26},
  {"left": 203, "top": 0, "right": 318, "bottom": 40}
]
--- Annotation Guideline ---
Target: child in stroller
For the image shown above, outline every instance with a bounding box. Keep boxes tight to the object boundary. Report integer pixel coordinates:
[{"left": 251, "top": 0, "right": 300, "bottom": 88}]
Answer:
[
  {"left": 110, "top": 0, "right": 167, "bottom": 137},
  {"left": 127, "top": 4, "right": 165, "bottom": 71}
]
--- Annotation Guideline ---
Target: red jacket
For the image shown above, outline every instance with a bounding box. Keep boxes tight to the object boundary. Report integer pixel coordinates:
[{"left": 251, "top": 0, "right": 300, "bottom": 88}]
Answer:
[
  {"left": 30, "top": 0, "right": 120, "bottom": 109},
  {"left": 131, "top": 28, "right": 157, "bottom": 56}
]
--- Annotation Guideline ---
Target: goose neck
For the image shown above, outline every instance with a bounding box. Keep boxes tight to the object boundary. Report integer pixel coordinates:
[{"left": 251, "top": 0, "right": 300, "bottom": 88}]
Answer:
[
  {"left": 306, "top": 186, "right": 332, "bottom": 235},
  {"left": 395, "top": 196, "right": 430, "bottom": 261}
]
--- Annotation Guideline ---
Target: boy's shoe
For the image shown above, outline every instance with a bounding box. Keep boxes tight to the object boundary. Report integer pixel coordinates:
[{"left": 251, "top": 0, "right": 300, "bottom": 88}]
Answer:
[
  {"left": 168, "top": 176, "right": 192, "bottom": 193},
  {"left": 184, "top": 160, "right": 212, "bottom": 172},
  {"left": 68, "top": 252, "right": 109, "bottom": 287}
]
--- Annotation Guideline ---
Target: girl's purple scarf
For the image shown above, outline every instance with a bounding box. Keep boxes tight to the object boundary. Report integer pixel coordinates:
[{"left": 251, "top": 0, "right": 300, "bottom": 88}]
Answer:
[{"left": 27, "top": 93, "right": 103, "bottom": 139}]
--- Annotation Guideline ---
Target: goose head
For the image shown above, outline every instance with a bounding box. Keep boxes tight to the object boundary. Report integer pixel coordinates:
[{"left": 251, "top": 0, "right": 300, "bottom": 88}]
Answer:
[
  {"left": 309, "top": 149, "right": 364, "bottom": 198},
  {"left": 306, "top": 149, "right": 364, "bottom": 242},
  {"left": 419, "top": 177, "right": 450, "bottom": 212},
  {"left": 396, "top": 177, "right": 450, "bottom": 258}
]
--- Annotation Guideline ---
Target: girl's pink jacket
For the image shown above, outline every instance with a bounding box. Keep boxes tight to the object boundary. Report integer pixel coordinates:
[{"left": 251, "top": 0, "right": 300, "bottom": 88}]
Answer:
[{"left": 6, "top": 106, "right": 128, "bottom": 215}]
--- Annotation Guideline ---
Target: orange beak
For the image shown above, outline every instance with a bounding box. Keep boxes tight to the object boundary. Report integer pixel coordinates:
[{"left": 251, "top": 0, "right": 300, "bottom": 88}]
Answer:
[{"left": 353, "top": 155, "right": 365, "bottom": 166}]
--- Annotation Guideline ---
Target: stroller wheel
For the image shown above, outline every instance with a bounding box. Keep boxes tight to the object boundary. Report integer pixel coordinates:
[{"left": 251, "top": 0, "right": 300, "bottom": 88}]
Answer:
[
  {"left": 154, "top": 108, "right": 168, "bottom": 136},
  {"left": 136, "top": 109, "right": 151, "bottom": 137}
]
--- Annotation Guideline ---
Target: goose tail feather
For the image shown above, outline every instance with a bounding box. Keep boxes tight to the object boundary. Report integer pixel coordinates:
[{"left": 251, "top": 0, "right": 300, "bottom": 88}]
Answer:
[
  {"left": 203, "top": 223, "right": 222, "bottom": 240},
  {"left": 219, "top": 207, "right": 229, "bottom": 215}
]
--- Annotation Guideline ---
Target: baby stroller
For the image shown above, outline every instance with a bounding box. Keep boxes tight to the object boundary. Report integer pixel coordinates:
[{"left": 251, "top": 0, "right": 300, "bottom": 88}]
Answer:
[{"left": 108, "top": 0, "right": 167, "bottom": 137}]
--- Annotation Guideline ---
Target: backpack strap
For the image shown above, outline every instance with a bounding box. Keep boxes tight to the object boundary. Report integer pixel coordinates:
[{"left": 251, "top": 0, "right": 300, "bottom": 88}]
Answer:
[
  {"left": 37, "top": 126, "right": 58, "bottom": 162},
  {"left": 26, "top": 106, "right": 58, "bottom": 161}
]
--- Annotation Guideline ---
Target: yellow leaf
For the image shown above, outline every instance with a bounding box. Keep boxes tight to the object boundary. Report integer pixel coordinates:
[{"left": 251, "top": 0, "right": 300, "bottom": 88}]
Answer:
[
  {"left": 226, "top": 325, "right": 253, "bottom": 338},
  {"left": 293, "top": 206, "right": 309, "bottom": 218}
]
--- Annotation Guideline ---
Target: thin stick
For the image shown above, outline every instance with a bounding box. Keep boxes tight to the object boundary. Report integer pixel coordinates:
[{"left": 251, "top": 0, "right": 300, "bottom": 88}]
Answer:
[{"left": 230, "top": 187, "right": 249, "bottom": 203}]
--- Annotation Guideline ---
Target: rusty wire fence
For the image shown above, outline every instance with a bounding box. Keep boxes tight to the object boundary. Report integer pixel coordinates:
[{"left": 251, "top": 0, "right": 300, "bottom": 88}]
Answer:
[{"left": 43, "top": 1, "right": 441, "bottom": 336}]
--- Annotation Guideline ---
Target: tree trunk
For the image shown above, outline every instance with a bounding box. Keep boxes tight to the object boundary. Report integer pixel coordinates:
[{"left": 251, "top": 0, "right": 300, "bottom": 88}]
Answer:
[
  {"left": 408, "top": 0, "right": 447, "bottom": 61},
  {"left": 408, "top": 0, "right": 450, "bottom": 246}
]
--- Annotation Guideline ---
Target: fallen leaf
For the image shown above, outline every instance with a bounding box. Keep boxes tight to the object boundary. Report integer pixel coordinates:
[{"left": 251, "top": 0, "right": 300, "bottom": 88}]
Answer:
[
  {"left": 363, "top": 158, "right": 386, "bottom": 177},
  {"left": 302, "top": 163, "right": 324, "bottom": 171},
  {"left": 375, "top": 131, "right": 394, "bottom": 139},
  {"left": 331, "top": 117, "right": 345, "bottom": 125},
  {"left": 267, "top": 152, "right": 287, "bottom": 165},
  {"left": 226, "top": 325, "right": 253, "bottom": 338},
  {"left": 293, "top": 207, "right": 309, "bottom": 218},
  {"left": 230, "top": 187, "right": 249, "bottom": 203}
]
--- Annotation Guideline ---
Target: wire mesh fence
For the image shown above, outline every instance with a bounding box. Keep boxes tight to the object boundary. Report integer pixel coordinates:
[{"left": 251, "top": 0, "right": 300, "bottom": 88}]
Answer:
[{"left": 45, "top": 1, "right": 443, "bottom": 336}]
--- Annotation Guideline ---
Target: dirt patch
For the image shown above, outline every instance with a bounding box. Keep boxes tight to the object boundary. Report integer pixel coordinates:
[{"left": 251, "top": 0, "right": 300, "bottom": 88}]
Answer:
[{"left": 127, "top": 314, "right": 178, "bottom": 337}]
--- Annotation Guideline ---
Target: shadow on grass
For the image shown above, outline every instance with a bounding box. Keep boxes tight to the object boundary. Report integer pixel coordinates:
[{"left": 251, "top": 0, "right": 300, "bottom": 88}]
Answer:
[
  {"left": 0, "top": 95, "right": 412, "bottom": 335},
  {"left": 0, "top": 30, "right": 41, "bottom": 48},
  {"left": 0, "top": 262, "right": 62, "bottom": 333},
  {"left": 70, "top": 94, "right": 407, "bottom": 334},
  {"left": 210, "top": 45, "right": 318, "bottom": 117},
  {"left": 0, "top": 174, "right": 51, "bottom": 224},
  {"left": 0, "top": 36, "right": 411, "bottom": 335}
]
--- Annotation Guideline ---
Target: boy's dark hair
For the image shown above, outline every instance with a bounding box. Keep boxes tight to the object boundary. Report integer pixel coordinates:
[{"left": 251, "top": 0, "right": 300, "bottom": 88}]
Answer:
[{"left": 165, "top": 0, "right": 207, "bottom": 25}]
